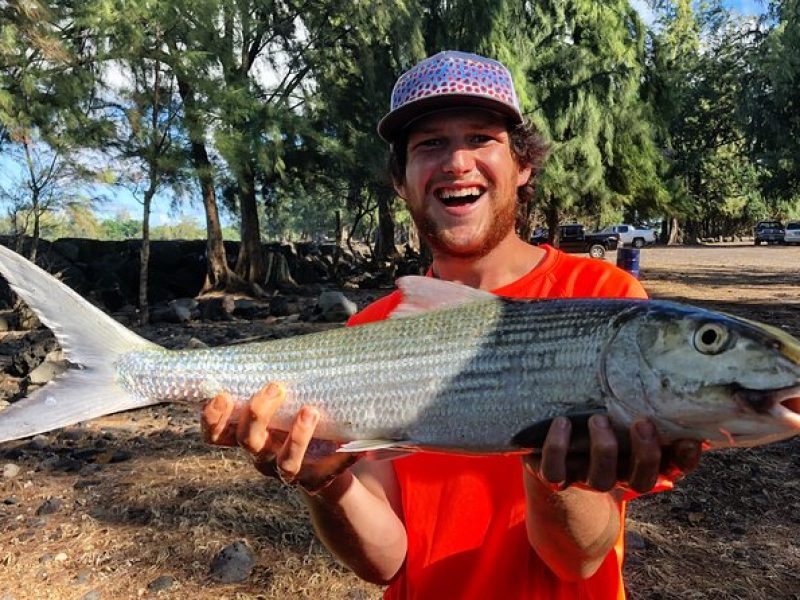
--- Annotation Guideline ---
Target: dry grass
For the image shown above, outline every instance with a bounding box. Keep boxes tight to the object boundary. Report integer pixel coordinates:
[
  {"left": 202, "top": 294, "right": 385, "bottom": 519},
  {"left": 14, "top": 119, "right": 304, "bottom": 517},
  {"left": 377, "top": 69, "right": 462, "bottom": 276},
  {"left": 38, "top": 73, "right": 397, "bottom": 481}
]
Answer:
[
  {"left": 0, "top": 408, "right": 380, "bottom": 599},
  {"left": 2, "top": 243, "right": 800, "bottom": 599}
]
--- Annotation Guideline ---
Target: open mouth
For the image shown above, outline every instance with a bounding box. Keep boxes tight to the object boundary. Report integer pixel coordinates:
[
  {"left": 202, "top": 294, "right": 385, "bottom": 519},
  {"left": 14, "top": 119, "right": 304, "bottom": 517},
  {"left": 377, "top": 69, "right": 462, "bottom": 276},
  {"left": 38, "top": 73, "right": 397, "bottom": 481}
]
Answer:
[
  {"left": 737, "top": 385, "right": 800, "bottom": 427},
  {"left": 435, "top": 186, "right": 486, "bottom": 207},
  {"left": 778, "top": 395, "right": 800, "bottom": 424}
]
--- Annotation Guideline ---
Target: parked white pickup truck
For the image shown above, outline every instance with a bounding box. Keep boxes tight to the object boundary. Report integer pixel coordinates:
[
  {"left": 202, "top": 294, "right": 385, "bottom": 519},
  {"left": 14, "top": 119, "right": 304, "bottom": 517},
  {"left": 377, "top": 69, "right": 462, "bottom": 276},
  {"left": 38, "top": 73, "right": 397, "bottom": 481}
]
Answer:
[{"left": 596, "top": 224, "right": 657, "bottom": 248}]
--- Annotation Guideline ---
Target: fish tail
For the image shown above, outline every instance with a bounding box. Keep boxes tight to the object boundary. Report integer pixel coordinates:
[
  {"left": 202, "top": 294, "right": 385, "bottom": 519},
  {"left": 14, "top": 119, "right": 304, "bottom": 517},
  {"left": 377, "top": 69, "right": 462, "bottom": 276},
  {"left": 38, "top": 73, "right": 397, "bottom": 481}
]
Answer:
[{"left": 0, "top": 244, "right": 160, "bottom": 443}]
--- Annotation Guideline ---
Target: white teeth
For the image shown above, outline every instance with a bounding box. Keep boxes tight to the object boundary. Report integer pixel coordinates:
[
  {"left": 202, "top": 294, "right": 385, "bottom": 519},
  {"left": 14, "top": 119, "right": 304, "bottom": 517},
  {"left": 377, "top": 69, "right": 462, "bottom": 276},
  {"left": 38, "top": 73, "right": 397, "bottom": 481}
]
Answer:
[{"left": 438, "top": 187, "right": 483, "bottom": 199}]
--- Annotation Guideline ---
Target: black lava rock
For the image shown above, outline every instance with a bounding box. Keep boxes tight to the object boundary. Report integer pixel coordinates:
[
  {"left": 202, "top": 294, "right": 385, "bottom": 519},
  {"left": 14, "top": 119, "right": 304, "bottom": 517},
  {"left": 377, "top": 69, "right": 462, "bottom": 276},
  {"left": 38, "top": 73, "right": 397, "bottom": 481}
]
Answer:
[{"left": 208, "top": 541, "right": 256, "bottom": 583}]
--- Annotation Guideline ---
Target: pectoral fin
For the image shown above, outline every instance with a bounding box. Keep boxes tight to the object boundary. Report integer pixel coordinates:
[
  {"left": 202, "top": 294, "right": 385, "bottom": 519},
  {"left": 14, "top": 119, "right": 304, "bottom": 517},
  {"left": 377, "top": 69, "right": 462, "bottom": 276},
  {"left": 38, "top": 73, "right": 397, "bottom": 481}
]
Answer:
[{"left": 336, "top": 439, "right": 417, "bottom": 453}]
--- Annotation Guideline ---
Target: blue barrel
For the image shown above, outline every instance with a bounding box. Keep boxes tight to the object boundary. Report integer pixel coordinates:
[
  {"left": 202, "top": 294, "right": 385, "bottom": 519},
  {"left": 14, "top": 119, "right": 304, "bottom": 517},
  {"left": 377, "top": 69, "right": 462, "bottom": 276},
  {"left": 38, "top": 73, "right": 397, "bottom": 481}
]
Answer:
[{"left": 616, "top": 247, "right": 640, "bottom": 279}]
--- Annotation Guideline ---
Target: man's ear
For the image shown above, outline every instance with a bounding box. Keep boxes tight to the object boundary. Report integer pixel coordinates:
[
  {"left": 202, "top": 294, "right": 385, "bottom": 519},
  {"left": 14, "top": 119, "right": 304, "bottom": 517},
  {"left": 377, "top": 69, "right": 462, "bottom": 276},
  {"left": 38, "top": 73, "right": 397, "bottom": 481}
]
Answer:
[
  {"left": 516, "top": 164, "right": 533, "bottom": 188},
  {"left": 393, "top": 179, "right": 408, "bottom": 200}
]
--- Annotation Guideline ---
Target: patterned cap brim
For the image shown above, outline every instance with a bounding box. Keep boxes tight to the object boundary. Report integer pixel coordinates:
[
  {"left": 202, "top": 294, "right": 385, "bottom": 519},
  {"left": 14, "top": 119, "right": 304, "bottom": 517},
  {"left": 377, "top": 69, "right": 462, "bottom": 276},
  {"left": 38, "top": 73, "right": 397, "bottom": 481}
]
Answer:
[{"left": 377, "top": 93, "right": 523, "bottom": 143}]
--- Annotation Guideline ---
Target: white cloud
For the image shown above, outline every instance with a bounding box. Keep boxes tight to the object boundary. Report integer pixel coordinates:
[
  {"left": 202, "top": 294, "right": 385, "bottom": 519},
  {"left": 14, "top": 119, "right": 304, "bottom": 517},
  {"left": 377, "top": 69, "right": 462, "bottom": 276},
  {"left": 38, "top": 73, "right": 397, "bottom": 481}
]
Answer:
[{"left": 101, "top": 59, "right": 133, "bottom": 93}]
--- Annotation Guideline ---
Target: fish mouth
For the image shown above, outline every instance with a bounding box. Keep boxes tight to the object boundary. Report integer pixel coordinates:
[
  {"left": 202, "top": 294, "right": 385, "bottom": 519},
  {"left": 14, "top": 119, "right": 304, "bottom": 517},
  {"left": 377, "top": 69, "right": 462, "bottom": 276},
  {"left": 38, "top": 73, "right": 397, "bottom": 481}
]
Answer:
[{"left": 735, "top": 384, "right": 800, "bottom": 428}]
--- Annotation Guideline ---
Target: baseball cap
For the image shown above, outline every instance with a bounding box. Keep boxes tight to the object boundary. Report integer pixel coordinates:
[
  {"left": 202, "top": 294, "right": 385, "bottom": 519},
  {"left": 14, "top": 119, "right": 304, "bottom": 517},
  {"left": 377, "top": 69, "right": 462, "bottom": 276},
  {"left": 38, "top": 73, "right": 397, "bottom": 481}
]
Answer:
[{"left": 377, "top": 50, "right": 524, "bottom": 143}]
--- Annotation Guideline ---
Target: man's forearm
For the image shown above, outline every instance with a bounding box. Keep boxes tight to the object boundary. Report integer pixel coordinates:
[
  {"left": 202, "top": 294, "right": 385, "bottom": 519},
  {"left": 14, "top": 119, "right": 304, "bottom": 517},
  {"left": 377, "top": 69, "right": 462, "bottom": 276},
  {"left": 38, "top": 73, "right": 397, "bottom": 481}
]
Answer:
[
  {"left": 303, "top": 471, "right": 408, "bottom": 585},
  {"left": 524, "top": 471, "right": 622, "bottom": 582}
]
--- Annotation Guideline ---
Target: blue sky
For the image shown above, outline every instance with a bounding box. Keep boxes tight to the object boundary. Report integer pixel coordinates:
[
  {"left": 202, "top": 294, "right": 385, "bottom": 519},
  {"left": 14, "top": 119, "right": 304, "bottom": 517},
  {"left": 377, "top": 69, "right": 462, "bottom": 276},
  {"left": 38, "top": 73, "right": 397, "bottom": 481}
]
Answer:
[
  {"left": 725, "top": 0, "right": 767, "bottom": 15},
  {"left": 0, "top": 154, "right": 197, "bottom": 227},
  {"left": 631, "top": 0, "right": 766, "bottom": 25}
]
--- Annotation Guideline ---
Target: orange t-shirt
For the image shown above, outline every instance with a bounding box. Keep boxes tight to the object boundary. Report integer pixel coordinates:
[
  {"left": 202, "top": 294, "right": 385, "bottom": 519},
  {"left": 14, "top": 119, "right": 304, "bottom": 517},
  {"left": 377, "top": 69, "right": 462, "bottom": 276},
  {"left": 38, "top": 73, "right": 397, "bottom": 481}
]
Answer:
[{"left": 347, "top": 245, "right": 652, "bottom": 600}]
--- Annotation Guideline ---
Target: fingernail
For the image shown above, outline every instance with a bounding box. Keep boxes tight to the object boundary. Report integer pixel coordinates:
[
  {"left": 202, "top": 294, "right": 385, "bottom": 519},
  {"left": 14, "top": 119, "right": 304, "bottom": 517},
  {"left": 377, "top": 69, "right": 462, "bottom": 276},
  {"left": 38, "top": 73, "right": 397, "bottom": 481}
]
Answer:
[
  {"left": 635, "top": 420, "right": 655, "bottom": 440},
  {"left": 212, "top": 395, "right": 227, "bottom": 410},
  {"left": 552, "top": 416, "right": 569, "bottom": 431},
  {"left": 592, "top": 415, "right": 611, "bottom": 429},
  {"left": 264, "top": 383, "right": 281, "bottom": 398},
  {"left": 544, "top": 479, "right": 564, "bottom": 493},
  {"left": 535, "top": 472, "right": 564, "bottom": 493},
  {"left": 301, "top": 408, "right": 318, "bottom": 427}
]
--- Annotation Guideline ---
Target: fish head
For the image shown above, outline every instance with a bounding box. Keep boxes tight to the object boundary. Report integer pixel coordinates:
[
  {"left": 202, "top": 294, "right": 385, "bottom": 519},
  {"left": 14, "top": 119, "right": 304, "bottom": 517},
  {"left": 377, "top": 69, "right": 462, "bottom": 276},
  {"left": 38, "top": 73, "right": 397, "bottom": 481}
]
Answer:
[{"left": 603, "top": 304, "right": 800, "bottom": 448}]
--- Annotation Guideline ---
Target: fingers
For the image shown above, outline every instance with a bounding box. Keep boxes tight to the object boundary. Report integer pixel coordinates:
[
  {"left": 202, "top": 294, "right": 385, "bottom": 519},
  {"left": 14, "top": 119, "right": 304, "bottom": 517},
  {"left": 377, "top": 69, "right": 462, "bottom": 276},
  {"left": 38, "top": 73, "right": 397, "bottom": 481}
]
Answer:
[
  {"left": 202, "top": 392, "right": 239, "bottom": 446},
  {"left": 530, "top": 414, "right": 703, "bottom": 495},
  {"left": 586, "top": 415, "right": 618, "bottom": 492},
  {"left": 535, "top": 415, "right": 620, "bottom": 491},
  {"left": 537, "top": 417, "right": 571, "bottom": 489},
  {"left": 662, "top": 439, "right": 703, "bottom": 479},
  {"left": 236, "top": 382, "right": 287, "bottom": 454},
  {"left": 263, "top": 406, "right": 358, "bottom": 494},
  {"left": 275, "top": 406, "right": 320, "bottom": 481},
  {"left": 627, "top": 420, "right": 662, "bottom": 493},
  {"left": 202, "top": 383, "right": 358, "bottom": 494}
]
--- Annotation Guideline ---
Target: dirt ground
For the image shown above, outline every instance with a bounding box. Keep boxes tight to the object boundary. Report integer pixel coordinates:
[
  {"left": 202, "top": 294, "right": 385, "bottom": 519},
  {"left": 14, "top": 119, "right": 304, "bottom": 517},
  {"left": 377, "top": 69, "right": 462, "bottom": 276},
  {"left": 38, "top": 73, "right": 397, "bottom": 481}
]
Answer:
[{"left": 1, "top": 243, "right": 799, "bottom": 600}]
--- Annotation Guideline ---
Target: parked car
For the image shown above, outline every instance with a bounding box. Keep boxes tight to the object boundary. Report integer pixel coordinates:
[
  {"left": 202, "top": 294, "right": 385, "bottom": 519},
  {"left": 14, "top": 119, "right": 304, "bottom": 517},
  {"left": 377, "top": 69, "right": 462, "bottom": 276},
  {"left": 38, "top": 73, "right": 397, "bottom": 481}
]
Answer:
[
  {"left": 784, "top": 221, "right": 800, "bottom": 245},
  {"left": 596, "top": 224, "right": 657, "bottom": 248},
  {"left": 531, "top": 224, "right": 619, "bottom": 259},
  {"left": 754, "top": 220, "right": 785, "bottom": 245}
]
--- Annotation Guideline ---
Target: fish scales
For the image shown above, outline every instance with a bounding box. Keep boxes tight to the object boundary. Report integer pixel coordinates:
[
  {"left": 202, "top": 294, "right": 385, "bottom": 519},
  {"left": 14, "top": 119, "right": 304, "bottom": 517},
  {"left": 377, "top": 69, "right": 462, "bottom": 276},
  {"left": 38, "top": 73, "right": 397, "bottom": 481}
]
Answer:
[
  {"left": 117, "top": 298, "right": 635, "bottom": 450},
  {"left": 3, "top": 245, "right": 800, "bottom": 449},
  {"left": 405, "top": 300, "right": 632, "bottom": 447}
]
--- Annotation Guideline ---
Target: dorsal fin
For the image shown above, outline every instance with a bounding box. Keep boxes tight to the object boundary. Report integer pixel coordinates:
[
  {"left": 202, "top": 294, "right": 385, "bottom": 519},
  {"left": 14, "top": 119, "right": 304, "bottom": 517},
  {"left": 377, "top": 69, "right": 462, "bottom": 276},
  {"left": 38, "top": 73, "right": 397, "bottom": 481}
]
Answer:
[{"left": 391, "top": 276, "right": 495, "bottom": 319}]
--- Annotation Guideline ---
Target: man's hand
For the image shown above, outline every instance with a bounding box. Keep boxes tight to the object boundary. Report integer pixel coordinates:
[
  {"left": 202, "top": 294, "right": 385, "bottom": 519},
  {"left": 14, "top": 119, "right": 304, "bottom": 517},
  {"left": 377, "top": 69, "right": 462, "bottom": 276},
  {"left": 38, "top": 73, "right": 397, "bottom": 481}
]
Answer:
[
  {"left": 201, "top": 383, "right": 359, "bottom": 493},
  {"left": 522, "top": 414, "right": 702, "bottom": 580},
  {"left": 525, "top": 414, "right": 702, "bottom": 494}
]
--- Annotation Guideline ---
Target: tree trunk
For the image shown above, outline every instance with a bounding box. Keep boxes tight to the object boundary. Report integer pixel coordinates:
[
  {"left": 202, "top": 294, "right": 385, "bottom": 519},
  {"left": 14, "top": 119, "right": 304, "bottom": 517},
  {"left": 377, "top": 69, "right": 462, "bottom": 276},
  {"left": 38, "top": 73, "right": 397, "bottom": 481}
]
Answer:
[
  {"left": 516, "top": 198, "right": 534, "bottom": 242},
  {"left": 332, "top": 209, "right": 342, "bottom": 283},
  {"left": 266, "top": 251, "right": 296, "bottom": 289},
  {"left": 685, "top": 219, "right": 700, "bottom": 244},
  {"left": 194, "top": 139, "right": 236, "bottom": 292},
  {"left": 176, "top": 77, "right": 238, "bottom": 293},
  {"left": 30, "top": 205, "right": 41, "bottom": 262},
  {"left": 234, "top": 159, "right": 267, "bottom": 283},
  {"left": 659, "top": 218, "right": 669, "bottom": 244},
  {"left": 545, "top": 203, "right": 560, "bottom": 247},
  {"left": 407, "top": 223, "right": 420, "bottom": 254},
  {"left": 139, "top": 186, "right": 154, "bottom": 326},
  {"left": 667, "top": 217, "right": 681, "bottom": 245},
  {"left": 373, "top": 189, "right": 397, "bottom": 262}
]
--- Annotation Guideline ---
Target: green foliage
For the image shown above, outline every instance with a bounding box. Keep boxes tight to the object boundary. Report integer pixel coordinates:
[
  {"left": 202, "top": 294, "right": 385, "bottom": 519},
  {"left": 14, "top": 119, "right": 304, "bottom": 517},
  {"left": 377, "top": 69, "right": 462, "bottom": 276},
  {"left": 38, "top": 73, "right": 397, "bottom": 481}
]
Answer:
[
  {"left": 743, "top": 0, "right": 800, "bottom": 201},
  {"left": 34, "top": 208, "right": 222, "bottom": 242},
  {"left": 2, "top": 0, "right": 799, "bottom": 249},
  {"left": 521, "top": 1, "right": 666, "bottom": 223},
  {"left": 101, "top": 217, "right": 143, "bottom": 240},
  {"left": 645, "top": 0, "right": 783, "bottom": 238},
  {"left": 150, "top": 216, "right": 208, "bottom": 240}
]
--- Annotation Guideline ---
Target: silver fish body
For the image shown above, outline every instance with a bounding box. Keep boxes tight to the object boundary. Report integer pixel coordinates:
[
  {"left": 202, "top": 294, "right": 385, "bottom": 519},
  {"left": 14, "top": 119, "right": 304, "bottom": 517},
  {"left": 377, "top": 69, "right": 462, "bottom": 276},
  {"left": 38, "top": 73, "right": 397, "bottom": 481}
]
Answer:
[
  {"left": 117, "top": 298, "right": 627, "bottom": 450},
  {"left": 116, "top": 296, "right": 800, "bottom": 451},
  {"left": 0, "top": 242, "right": 799, "bottom": 451}
]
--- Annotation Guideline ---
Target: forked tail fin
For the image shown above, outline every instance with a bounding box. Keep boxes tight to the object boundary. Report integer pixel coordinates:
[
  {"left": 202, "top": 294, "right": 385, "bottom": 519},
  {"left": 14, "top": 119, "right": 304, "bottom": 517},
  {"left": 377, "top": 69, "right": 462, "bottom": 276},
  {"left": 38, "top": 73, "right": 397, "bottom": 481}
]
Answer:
[{"left": 0, "top": 244, "right": 161, "bottom": 442}]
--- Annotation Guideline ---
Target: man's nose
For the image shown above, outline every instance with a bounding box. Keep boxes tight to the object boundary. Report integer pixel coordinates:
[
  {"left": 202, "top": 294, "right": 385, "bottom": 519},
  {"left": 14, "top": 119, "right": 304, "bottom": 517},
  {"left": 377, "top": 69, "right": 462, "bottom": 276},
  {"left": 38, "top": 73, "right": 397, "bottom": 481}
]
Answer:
[{"left": 441, "top": 145, "right": 475, "bottom": 175}]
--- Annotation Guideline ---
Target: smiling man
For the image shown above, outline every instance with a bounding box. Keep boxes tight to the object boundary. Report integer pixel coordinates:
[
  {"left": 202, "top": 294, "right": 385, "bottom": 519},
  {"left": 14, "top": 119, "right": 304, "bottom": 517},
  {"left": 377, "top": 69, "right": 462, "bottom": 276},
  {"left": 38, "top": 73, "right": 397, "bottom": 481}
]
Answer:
[{"left": 202, "top": 51, "right": 702, "bottom": 599}]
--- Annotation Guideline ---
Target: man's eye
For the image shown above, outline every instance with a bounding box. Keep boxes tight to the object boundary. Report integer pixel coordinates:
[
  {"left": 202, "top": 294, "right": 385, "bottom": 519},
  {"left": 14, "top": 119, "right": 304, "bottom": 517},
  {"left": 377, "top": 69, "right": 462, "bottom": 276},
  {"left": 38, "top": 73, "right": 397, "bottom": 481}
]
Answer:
[
  {"left": 416, "top": 138, "right": 442, "bottom": 148},
  {"left": 470, "top": 134, "right": 493, "bottom": 144}
]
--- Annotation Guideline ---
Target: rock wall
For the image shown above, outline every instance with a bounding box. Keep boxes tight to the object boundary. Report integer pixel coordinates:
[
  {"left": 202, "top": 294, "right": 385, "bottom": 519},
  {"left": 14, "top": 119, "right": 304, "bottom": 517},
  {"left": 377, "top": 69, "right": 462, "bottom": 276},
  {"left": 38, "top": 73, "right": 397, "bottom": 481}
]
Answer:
[{"left": 0, "top": 236, "right": 380, "bottom": 312}]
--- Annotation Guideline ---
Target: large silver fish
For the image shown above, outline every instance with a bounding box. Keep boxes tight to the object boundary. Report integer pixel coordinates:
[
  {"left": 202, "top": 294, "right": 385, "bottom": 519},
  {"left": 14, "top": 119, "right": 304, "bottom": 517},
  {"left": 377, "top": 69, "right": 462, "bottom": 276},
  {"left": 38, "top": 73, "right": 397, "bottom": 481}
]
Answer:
[{"left": 0, "top": 243, "right": 799, "bottom": 452}]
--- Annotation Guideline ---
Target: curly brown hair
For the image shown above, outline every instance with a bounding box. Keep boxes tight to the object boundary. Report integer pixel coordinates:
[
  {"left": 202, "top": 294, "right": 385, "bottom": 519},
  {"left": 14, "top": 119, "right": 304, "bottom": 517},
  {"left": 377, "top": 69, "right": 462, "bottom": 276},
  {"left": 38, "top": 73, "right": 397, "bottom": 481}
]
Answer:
[{"left": 387, "top": 118, "right": 548, "bottom": 206}]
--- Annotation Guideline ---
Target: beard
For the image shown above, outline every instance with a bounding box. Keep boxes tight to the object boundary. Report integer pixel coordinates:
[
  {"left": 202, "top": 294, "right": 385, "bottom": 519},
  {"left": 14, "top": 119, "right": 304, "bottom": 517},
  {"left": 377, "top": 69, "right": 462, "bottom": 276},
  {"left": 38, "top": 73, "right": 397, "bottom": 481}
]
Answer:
[{"left": 411, "top": 194, "right": 518, "bottom": 260}]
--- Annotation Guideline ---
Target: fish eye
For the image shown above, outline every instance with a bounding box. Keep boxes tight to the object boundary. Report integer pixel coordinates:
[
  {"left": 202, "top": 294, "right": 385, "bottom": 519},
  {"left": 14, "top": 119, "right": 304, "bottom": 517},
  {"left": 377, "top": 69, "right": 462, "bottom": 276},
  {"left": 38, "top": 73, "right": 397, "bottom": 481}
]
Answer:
[{"left": 694, "top": 322, "right": 730, "bottom": 355}]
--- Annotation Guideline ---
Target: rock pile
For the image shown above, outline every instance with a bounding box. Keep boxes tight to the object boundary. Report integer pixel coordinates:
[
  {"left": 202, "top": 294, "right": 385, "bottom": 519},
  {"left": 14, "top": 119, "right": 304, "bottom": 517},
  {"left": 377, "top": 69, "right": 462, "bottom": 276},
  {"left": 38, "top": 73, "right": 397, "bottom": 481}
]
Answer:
[{"left": 0, "top": 236, "right": 395, "bottom": 404}]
